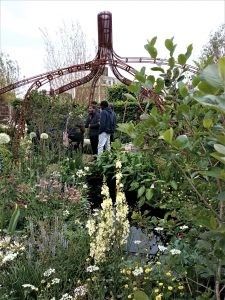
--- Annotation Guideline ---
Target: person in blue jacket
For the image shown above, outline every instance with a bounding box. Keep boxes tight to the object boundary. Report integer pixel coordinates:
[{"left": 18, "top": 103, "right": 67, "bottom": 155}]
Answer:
[{"left": 97, "top": 100, "right": 115, "bottom": 155}]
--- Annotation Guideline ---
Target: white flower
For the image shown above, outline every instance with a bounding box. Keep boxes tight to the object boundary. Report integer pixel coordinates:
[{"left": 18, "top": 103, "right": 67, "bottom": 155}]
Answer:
[
  {"left": 132, "top": 267, "right": 143, "bottom": 276},
  {"left": 158, "top": 245, "right": 167, "bottom": 252},
  {"left": 133, "top": 240, "right": 142, "bottom": 245},
  {"left": 59, "top": 293, "right": 73, "bottom": 300},
  {"left": 63, "top": 210, "right": 70, "bottom": 217},
  {"left": 2, "top": 251, "right": 18, "bottom": 263},
  {"left": 51, "top": 278, "right": 60, "bottom": 285},
  {"left": 76, "top": 170, "right": 85, "bottom": 178},
  {"left": 0, "top": 133, "right": 10, "bottom": 144},
  {"left": 83, "top": 184, "right": 88, "bottom": 189},
  {"left": 22, "top": 284, "right": 38, "bottom": 291},
  {"left": 150, "top": 183, "right": 155, "bottom": 188},
  {"left": 84, "top": 166, "right": 89, "bottom": 172},
  {"left": 155, "top": 227, "right": 163, "bottom": 232},
  {"left": 179, "top": 225, "right": 188, "bottom": 230},
  {"left": 40, "top": 133, "right": 48, "bottom": 139},
  {"left": 74, "top": 285, "right": 87, "bottom": 298},
  {"left": 50, "top": 298, "right": 56, "bottom": 300},
  {"left": 86, "top": 265, "right": 99, "bottom": 272},
  {"left": 43, "top": 268, "right": 55, "bottom": 277},
  {"left": 29, "top": 132, "right": 37, "bottom": 139},
  {"left": 170, "top": 249, "right": 181, "bottom": 255}
]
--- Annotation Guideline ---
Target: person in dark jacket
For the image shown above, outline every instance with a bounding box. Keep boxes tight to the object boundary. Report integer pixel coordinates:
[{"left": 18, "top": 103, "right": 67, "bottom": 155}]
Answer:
[
  {"left": 97, "top": 100, "right": 115, "bottom": 155},
  {"left": 67, "top": 108, "right": 85, "bottom": 152},
  {"left": 85, "top": 104, "right": 100, "bottom": 155},
  {"left": 109, "top": 103, "right": 116, "bottom": 143}
]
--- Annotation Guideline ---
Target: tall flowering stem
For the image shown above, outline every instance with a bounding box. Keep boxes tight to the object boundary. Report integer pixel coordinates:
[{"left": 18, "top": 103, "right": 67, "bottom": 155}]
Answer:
[
  {"left": 86, "top": 160, "right": 130, "bottom": 265},
  {"left": 86, "top": 182, "right": 115, "bottom": 263},
  {"left": 115, "top": 160, "right": 130, "bottom": 246}
]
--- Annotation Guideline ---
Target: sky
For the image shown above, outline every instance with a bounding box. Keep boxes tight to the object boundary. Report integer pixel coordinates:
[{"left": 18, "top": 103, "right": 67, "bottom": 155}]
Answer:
[{"left": 0, "top": 0, "right": 225, "bottom": 81}]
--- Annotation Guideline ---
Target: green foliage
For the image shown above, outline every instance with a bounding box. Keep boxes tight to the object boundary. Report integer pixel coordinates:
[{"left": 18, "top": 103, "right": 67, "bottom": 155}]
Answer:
[{"left": 197, "top": 23, "right": 225, "bottom": 67}]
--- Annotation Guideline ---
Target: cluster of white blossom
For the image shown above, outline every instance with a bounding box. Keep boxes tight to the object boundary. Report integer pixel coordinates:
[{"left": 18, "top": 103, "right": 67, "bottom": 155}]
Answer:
[
  {"left": 0, "top": 133, "right": 10, "bottom": 144},
  {"left": 59, "top": 293, "right": 73, "bottom": 300},
  {"left": 0, "top": 235, "right": 25, "bottom": 266},
  {"left": 22, "top": 284, "right": 38, "bottom": 292},
  {"left": 132, "top": 266, "right": 144, "bottom": 276},
  {"left": 74, "top": 285, "right": 87, "bottom": 299},
  {"left": 43, "top": 268, "right": 55, "bottom": 277}
]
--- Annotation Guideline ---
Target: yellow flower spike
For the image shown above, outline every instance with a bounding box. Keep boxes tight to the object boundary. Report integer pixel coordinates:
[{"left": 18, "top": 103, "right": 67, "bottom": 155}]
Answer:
[
  {"left": 126, "top": 270, "right": 131, "bottom": 275},
  {"left": 165, "top": 271, "right": 172, "bottom": 277},
  {"left": 158, "top": 283, "right": 164, "bottom": 286},
  {"left": 154, "top": 289, "right": 160, "bottom": 293}
]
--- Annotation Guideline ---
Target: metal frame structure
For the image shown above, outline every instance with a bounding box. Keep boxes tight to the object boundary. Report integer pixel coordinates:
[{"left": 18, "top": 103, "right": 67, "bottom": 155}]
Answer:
[
  {"left": 0, "top": 11, "right": 198, "bottom": 102},
  {"left": 0, "top": 11, "right": 198, "bottom": 157}
]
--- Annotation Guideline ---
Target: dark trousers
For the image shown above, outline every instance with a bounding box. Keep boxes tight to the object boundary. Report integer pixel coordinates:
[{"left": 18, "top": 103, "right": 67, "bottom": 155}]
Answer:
[{"left": 90, "top": 135, "right": 98, "bottom": 155}]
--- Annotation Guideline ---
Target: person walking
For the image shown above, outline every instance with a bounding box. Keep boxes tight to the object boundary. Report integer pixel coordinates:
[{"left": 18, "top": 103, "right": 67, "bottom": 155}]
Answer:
[
  {"left": 97, "top": 100, "right": 115, "bottom": 155},
  {"left": 85, "top": 104, "right": 100, "bottom": 155}
]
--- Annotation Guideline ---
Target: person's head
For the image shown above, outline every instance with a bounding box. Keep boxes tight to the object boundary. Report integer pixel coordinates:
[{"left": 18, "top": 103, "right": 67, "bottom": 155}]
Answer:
[
  {"left": 109, "top": 103, "right": 114, "bottom": 111},
  {"left": 88, "top": 105, "right": 95, "bottom": 114},
  {"left": 100, "top": 100, "right": 109, "bottom": 110}
]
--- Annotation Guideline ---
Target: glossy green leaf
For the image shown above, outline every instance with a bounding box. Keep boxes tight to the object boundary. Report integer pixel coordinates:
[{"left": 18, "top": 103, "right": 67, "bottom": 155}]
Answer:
[
  {"left": 209, "top": 216, "right": 218, "bottom": 230},
  {"left": 151, "top": 67, "right": 165, "bottom": 73},
  {"left": 147, "top": 75, "right": 155, "bottom": 84},
  {"left": 201, "top": 168, "right": 225, "bottom": 180},
  {"left": 138, "top": 186, "right": 146, "bottom": 198},
  {"left": 192, "top": 75, "right": 201, "bottom": 87},
  {"left": 198, "top": 81, "right": 218, "bottom": 94},
  {"left": 168, "top": 57, "right": 175, "bottom": 68},
  {"left": 203, "top": 118, "right": 213, "bottom": 129},
  {"left": 124, "top": 93, "right": 137, "bottom": 102},
  {"left": 178, "top": 54, "right": 187, "bottom": 65},
  {"left": 214, "top": 143, "right": 225, "bottom": 155},
  {"left": 146, "top": 188, "right": 153, "bottom": 201},
  {"left": 185, "top": 44, "right": 193, "bottom": 59},
  {"left": 145, "top": 45, "right": 157, "bottom": 59},
  {"left": 7, "top": 204, "right": 20, "bottom": 235},
  {"left": 135, "top": 71, "right": 146, "bottom": 83},
  {"left": 134, "top": 290, "right": 150, "bottom": 300},
  {"left": 178, "top": 82, "right": 188, "bottom": 97},
  {"left": 174, "top": 134, "right": 189, "bottom": 149},
  {"left": 201, "top": 64, "right": 224, "bottom": 88},
  {"left": 165, "top": 38, "right": 174, "bottom": 51},
  {"left": 155, "top": 78, "right": 164, "bottom": 93},
  {"left": 148, "top": 36, "right": 157, "bottom": 46},
  {"left": 218, "top": 57, "right": 225, "bottom": 82},
  {"left": 193, "top": 94, "right": 225, "bottom": 114},
  {"left": 173, "top": 67, "right": 180, "bottom": 79},
  {"left": 159, "top": 128, "right": 174, "bottom": 144},
  {"left": 170, "top": 180, "right": 178, "bottom": 190}
]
